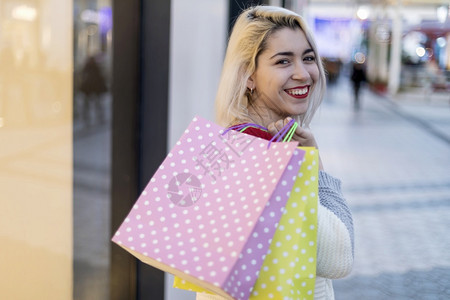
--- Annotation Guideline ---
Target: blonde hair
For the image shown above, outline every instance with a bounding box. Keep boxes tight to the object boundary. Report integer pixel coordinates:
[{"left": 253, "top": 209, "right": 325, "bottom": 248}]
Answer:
[{"left": 215, "top": 6, "right": 326, "bottom": 127}]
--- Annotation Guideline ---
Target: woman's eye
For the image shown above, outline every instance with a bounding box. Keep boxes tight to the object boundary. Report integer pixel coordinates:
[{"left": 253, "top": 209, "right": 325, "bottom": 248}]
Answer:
[
  {"left": 304, "top": 56, "right": 316, "bottom": 62},
  {"left": 276, "top": 59, "right": 290, "bottom": 65}
]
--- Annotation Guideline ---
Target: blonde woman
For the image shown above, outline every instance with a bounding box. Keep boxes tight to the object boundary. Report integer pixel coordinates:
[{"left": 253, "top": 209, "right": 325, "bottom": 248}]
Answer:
[{"left": 199, "top": 6, "right": 354, "bottom": 300}]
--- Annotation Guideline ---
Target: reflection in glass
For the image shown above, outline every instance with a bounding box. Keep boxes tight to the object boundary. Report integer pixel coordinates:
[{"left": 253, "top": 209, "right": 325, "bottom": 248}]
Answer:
[{"left": 73, "top": 1, "right": 112, "bottom": 299}]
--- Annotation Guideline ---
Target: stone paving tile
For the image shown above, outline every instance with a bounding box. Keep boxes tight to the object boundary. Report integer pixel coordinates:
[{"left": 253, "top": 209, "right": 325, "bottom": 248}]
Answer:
[
  {"left": 351, "top": 208, "right": 450, "bottom": 274},
  {"left": 333, "top": 267, "right": 450, "bottom": 300}
]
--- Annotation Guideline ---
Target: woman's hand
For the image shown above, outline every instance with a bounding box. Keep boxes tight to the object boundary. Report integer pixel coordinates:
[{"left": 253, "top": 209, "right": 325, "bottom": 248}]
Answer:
[
  {"left": 267, "top": 117, "right": 324, "bottom": 170},
  {"left": 267, "top": 117, "right": 318, "bottom": 147}
]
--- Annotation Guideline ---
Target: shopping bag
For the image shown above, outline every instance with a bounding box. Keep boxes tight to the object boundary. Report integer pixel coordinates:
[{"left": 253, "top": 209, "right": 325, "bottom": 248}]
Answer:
[
  {"left": 250, "top": 147, "right": 318, "bottom": 299},
  {"left": 112, "top": 116, "right": 304, "bottom": 300},
  {"left": 174, "top": 147, "right": 319, "bottom": 300}
]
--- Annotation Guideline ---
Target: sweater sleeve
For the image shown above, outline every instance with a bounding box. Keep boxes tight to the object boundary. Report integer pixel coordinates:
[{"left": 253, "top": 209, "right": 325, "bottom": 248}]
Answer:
[{"left": 316, "top": 170, "right": 354, "bottom": 279}]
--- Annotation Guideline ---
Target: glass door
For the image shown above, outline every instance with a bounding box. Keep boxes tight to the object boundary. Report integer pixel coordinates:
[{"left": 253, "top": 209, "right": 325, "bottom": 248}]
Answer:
[{"left": 73, "top": 0, "right": 112, "bottom": 299}]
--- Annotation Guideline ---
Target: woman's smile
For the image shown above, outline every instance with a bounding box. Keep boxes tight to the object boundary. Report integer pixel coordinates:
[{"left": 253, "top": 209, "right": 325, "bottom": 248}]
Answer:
[{"left": 285, "top": 85, "right": 310, "bottom": 99}]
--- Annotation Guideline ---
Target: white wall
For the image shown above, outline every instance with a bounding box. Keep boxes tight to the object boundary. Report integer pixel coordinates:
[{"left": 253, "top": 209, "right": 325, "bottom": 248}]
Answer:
[
  {"left": 166, "top": 1, "right": 228, "bottom": 299},
  {"left": 168, "top": 0, "right": 228, "bottom": 150}
]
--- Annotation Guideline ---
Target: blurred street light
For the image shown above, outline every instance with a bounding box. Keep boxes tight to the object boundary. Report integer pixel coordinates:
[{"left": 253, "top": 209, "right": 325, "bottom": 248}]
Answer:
[
  {"left": 81, "top": 9, "right": 100, "bottom": 24},
  {"left": 12, "top": 5, "right": 37, "bottom": 22},
  {"left": 436, "top": 5, "right": 448, "bottom": 23},
  {"left": 357, "top": 6, "right": 370, "bottom": 20},
  {"left": 354, "top": 52, "right": 366, "bottom": 64},
  {"left": 416, "top": 46, "right": 426, "bottom": 57},
  {"left": 436, "top": 37, "right": 446, "bottom": 48}
]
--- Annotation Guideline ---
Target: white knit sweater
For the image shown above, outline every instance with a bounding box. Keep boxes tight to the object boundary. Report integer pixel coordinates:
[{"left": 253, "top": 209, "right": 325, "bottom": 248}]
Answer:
[{"left": 196, "top": 171, "right": 354, "bottom": 300}]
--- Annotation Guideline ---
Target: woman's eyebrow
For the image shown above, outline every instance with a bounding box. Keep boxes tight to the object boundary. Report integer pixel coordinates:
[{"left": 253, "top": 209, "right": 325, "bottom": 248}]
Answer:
[
  {"left": 270, "top": 51, "right": 294, "bottom": 59},
  {"left": 270, "top": 48, "right": 314, "bottom": 59}
]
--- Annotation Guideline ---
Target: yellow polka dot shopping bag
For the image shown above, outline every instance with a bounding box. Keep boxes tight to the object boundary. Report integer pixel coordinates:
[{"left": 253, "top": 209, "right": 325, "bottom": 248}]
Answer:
[
  {"left": 112, "top": 116, "right": 307, "bottom": 300},
  {"left": 174, "top": 147, "right": 319, "bottom": 300}
]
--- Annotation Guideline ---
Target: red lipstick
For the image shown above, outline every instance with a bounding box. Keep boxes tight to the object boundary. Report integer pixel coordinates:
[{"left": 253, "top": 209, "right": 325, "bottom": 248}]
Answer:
[{"left": 285, "top": 86, "right": 309, "bottom": 99}]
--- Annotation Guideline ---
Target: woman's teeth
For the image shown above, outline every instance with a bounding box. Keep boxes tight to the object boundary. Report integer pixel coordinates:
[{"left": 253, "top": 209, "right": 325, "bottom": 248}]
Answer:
[{"left": 287, "top": 87, "right": 308, "bottom": 95}]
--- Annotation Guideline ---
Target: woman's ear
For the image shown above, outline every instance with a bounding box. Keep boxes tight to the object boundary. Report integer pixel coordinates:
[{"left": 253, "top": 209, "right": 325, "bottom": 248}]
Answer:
[{"left": 246, "top": 76, "right": 255, "bottom": 91}]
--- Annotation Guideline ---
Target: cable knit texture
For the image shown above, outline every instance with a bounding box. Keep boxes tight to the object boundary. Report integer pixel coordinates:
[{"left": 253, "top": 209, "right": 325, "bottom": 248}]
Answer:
[
  {"left": 318, "top": 171, "right": 354, "bottom": 255},
  {"left": 313, "top": 171, "right": 354, "bottom": 299}
]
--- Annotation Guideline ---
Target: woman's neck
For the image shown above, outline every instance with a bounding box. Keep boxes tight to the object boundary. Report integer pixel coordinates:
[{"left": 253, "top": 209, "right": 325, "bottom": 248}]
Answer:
[{"left": 247, "top": 104, "right": 286, "bottom": 128}]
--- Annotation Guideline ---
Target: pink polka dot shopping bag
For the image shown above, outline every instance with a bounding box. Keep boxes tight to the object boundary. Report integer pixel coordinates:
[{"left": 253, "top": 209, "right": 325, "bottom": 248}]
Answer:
[
  {"left": 174, "top": 147, "right": 319, "bottom": 300},
  {"left": 112, "top": 116, "right": 305, "bottom": 300}
]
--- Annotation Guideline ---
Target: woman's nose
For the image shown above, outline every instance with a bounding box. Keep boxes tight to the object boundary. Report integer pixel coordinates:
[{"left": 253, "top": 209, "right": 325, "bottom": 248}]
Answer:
[{"left": 292, "top": 62, "right": 310, "bottom": 81}]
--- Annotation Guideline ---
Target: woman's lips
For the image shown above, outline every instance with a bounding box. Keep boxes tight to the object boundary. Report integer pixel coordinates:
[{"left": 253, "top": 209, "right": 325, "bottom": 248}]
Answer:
[{"left": 285, "top": 86, "right": 309, "bottom": 99}]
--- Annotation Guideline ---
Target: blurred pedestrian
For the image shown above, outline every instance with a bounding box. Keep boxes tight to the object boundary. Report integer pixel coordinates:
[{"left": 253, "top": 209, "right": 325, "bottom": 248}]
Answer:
[
  {"left": 350, "top": 62, "right": 366, "bottom": 110},
  {"left": 203, "top": 6, "right": 354, "bottom": 300},
  {"left": 79, "top": 55, "right": 108, "bottom": 126}
]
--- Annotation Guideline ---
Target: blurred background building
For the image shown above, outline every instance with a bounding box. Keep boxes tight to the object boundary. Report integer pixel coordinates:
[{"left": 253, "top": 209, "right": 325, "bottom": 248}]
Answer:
[{"left": 0, "top": 0, "right": 448, "bottom": 299}]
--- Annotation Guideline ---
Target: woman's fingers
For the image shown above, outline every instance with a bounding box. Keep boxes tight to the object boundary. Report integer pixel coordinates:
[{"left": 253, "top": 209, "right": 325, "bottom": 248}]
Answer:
[
  {"left": 294, "top": 127, "right": 318, "bottom": 147},
  {"left": 267, "top": 122, "right": 278, "bottom": 136},
  {"left": 267, "top": 118, "right": 290, "bottom": 135},
  {"left": 295, "top": 126, "right": 310, "bottom": 138},
  {"left": 267, "top": 118, "right": 318, "bottom": 147}
]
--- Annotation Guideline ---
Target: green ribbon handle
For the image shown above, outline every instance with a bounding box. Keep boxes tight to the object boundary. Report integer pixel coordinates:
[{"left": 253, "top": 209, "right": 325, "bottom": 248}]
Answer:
[{"left": 282, "top": 122, "right": 298, "bottom": 142}]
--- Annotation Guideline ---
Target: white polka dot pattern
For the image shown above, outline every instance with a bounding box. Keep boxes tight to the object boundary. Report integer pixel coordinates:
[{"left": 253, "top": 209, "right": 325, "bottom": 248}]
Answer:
[
  {"left": 221, "top": 147, "right": 305, "bottom": 299},
  {"left": 250, "top": 147, "right": 319, "bottom": 300},
  {"left": 112, "top": 116, "right": 302, "bottom": 300}
]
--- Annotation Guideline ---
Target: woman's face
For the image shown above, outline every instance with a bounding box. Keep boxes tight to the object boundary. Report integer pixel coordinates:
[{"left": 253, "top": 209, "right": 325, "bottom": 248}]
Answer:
[{"left": 248, "top": 27, "right": 319, "bottom": 121}]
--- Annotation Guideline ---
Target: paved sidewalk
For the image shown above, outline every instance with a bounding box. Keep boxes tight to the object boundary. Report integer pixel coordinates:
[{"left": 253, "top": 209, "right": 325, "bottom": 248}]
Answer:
[{"left": 312, "top": 79, "right": 450, "bottom": 299}]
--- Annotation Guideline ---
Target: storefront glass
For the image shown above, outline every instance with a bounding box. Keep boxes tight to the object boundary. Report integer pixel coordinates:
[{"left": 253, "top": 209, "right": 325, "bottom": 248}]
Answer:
[
  {"left": 73, "top": 0, "right": 112, "bottom": 299},
  {"left": 0, "top": 0, "right": 112, "bottom": 298}
]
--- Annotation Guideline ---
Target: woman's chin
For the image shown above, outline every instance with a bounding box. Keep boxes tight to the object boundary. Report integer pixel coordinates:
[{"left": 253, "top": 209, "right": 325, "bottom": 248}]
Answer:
[{"left": 289, "top": 103, "right": 309, "bottom": 116}]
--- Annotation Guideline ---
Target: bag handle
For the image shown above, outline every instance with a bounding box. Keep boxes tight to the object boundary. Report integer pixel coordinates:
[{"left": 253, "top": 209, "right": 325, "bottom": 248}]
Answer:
[
  {"left": 267, "top": 118, "right": 297, "bottom": 148},
  {"left": 282, "top": 120, "right": 298, "bottom": 142},
  {"left": 222, "top": 123, "right": 268, "bottom": 135},
  {"left": 223, "top": 119, "right": 298, "bottom": 148}
]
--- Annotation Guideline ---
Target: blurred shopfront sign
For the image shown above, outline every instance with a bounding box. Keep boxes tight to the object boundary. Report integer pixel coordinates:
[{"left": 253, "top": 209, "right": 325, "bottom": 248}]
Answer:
[{"left": 376, "top": 23, "right": 391, "bottom": 43}]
